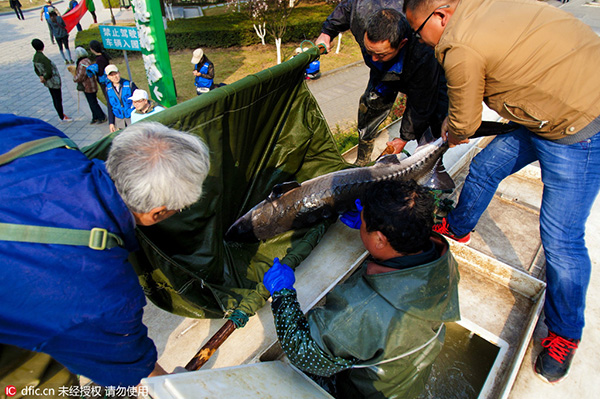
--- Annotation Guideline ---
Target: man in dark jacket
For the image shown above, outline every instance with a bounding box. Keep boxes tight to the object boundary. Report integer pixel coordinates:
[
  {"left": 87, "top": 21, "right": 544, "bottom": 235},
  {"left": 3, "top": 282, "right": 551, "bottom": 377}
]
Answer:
[
  {"left": 263, "top": 180, "right": 460, "bottom": 398},
  {"left": 317, "top": 1, "right": 448, "bottom": 166},
  {"left": 0, "top": 115, "right": 211, "bottom": 393}
]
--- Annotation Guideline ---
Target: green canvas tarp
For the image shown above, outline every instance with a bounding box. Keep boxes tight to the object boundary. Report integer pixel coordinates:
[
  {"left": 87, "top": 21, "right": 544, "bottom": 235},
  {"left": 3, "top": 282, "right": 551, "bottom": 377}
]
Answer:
[{"left": 84, "top": 48, "right": 350, "bottom": 319}]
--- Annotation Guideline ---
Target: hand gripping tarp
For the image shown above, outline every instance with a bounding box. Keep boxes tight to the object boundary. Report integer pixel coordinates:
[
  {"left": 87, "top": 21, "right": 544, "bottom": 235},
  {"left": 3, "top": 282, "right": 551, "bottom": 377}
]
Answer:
[{"left": 82, "top": 48, "right": 349, "bottom": 319}]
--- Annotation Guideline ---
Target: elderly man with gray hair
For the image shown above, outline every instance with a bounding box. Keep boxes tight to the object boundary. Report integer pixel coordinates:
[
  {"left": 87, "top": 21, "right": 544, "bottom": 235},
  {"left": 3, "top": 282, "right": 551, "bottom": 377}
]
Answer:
[{"left": 0, "top": 114, "right": 210, "bottom": 394}]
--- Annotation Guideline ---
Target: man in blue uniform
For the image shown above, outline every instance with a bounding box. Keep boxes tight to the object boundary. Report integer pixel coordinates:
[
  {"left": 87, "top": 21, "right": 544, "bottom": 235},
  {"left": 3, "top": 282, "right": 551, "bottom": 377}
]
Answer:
[
  {"left": 105, "top": 64, "right": 138, "bottom": 133},
  {"left": 192, "top": 48, "right": 215, "bottom": 95},
  {"left": 0, "top": 115, "right": 210, "bottom": 393}
]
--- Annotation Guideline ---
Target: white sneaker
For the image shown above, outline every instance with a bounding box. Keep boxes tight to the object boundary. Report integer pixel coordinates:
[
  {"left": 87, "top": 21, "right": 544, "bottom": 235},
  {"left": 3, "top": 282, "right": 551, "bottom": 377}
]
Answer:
[{"left": 61, "top": 116, "right": 73, "bottom": 123}]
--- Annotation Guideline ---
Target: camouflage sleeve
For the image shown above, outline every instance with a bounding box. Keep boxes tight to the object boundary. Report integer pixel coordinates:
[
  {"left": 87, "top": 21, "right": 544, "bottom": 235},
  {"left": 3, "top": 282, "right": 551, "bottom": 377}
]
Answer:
[
  {"left": 271, "top": 289, "right": 356, "bottom": 377},
  {"left": 40, "top": 55, "right": 54, "bottom": 81}
]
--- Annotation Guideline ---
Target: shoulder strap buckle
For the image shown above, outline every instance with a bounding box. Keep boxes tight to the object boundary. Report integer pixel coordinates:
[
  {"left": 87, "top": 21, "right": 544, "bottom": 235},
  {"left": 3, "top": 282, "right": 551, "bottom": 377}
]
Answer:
[{"left": 89, "top": 227, "right": 109, "bottom": 250}]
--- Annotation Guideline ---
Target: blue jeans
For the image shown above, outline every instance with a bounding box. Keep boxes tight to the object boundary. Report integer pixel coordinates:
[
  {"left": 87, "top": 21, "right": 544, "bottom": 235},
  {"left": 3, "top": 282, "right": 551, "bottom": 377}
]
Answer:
[{"left": 448, "top": 125, "right": 600, "bottom": 340}]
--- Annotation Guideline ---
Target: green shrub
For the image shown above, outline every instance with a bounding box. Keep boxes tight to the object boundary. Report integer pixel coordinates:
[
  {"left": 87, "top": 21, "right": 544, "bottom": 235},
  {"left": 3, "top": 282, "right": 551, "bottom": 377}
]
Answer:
[
  {"left": 77, "top": 3, "right": 335, "bottom": 52},
  {"left": 332, "top": 123, "right": 359, "bottom": 155}
]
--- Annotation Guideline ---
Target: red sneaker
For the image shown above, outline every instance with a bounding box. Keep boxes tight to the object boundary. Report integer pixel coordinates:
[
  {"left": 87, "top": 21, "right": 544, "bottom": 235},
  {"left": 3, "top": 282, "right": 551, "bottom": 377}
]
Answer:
[
  {"left": 535, "top": 331, "right": 579, "bottom": 384},
  {"left": 433, "top": 217, "right": 471, "bottom": 244}
]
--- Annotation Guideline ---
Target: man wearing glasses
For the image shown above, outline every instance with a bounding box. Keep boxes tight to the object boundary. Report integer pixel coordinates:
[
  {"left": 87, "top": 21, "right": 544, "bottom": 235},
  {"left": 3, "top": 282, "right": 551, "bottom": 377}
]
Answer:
[
  {"left": 316, "top": 0, "right": 448, "bottom": 166},
  {"left": 404, "top": 0, "right": 600, "bottom": 385}
]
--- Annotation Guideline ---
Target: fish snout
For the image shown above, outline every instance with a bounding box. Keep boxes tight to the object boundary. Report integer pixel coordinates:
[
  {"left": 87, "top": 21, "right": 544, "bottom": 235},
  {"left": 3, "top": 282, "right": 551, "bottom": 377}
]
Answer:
[{"left": 224, "top": 218, "right": 259, "bottom": 243}]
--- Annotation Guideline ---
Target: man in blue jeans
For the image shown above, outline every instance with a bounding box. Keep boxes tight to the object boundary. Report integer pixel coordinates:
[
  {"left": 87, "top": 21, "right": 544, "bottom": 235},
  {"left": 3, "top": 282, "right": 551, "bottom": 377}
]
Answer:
[{"left": 403, "top": 0, "right": 600, "bottom": 384}]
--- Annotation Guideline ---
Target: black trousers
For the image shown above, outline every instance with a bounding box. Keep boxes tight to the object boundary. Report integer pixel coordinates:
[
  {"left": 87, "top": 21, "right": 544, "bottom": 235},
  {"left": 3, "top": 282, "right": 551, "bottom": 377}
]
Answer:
[
  {"left": 48, "top": 87, "right": 64, "bottom": 120},
  {"left": 13, "top": 6, "right": 24, "bottom": 20},
  {"left": 84, "top": 91, "right": 106, "bottom": 121}
]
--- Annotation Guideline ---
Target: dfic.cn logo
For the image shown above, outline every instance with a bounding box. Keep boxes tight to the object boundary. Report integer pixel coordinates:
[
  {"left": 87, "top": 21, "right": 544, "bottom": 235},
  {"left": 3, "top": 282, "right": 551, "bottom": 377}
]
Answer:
[{"left": 5, "top": 385, "right": 17, "bottom": 397}]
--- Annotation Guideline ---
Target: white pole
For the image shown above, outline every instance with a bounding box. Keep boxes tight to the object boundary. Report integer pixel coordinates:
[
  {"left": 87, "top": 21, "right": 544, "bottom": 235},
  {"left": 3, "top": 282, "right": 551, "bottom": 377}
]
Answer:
[{"left": 336, "top": 33, "right": 342, "bottom": 54}]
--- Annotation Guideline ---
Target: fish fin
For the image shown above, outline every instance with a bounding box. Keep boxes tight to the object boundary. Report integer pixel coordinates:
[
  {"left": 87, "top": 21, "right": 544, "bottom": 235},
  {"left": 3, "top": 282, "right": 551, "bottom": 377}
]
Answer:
[
  {"left": 419, "top": 158, "right": 455, "bottom": 192},
  {"left": 268, "top": 181, "right": 301, "bottom": 200}
]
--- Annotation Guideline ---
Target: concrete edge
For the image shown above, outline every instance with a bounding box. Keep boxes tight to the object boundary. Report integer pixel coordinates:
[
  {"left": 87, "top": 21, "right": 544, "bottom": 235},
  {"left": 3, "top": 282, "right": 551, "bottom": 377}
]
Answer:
[{"left": 318, "top": 60, "right": 364, "bottom": 79}]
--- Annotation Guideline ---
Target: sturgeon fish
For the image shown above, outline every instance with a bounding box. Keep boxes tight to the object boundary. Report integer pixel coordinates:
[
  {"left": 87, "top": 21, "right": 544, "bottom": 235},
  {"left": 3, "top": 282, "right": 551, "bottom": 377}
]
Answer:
[
  {"left": 225, "top": 122, "right": 516, "bottom": 243},
  {"left": 225, "top": 137, "right": 452, "bottom": 242}
]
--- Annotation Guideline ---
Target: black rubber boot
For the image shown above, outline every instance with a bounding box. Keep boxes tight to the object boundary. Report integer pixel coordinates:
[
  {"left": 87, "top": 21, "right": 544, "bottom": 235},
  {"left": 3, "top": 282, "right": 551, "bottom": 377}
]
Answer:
[{"left": 355, "top": 138, "right": 375, "bottom": 167}]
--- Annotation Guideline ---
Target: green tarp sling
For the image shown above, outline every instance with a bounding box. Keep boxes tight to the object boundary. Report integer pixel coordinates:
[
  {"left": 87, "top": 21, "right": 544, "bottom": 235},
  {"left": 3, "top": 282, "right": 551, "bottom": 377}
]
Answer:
[{"left": 83, "top": 48, "right": 350, "bottom": 319}]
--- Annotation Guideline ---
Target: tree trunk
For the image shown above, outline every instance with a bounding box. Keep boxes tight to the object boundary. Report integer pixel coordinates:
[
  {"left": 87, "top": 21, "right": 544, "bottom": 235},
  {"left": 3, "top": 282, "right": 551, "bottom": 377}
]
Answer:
[{"left": 275, "top": 37, "right": 282, "bottom": 64}]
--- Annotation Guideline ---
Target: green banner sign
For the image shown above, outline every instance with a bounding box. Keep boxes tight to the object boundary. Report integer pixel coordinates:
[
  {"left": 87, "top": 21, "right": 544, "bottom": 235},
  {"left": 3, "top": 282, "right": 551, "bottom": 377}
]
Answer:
[{"left": 131, "top": 0, "right": 177, "bottom": 107}]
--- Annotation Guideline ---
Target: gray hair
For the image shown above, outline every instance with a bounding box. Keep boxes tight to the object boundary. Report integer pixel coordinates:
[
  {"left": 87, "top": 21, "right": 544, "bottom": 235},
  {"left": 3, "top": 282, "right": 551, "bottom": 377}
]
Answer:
[
  {"left": 75, "top": 46, "right": 88, "bottom": 59},
  {"left": 106, "top": 122, "right": 211, "bottom": 213}
]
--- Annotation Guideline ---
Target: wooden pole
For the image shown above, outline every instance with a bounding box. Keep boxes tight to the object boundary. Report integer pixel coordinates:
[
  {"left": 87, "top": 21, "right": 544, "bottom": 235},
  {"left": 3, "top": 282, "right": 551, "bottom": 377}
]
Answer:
[{"left": 185, "top": 319, "right": 237, "bottom": 371}]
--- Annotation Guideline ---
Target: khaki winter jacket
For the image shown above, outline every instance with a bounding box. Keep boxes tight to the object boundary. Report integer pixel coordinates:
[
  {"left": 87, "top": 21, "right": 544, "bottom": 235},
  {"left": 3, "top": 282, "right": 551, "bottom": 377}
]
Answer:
[{"left": 436, "top": 0, "right": 600, "bottom": 141}]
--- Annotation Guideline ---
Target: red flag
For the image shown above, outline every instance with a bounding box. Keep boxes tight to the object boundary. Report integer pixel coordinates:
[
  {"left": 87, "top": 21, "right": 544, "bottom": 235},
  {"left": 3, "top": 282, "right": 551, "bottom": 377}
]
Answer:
[{"left": 63, "top": 1, "right": 88, "bottom": 33}]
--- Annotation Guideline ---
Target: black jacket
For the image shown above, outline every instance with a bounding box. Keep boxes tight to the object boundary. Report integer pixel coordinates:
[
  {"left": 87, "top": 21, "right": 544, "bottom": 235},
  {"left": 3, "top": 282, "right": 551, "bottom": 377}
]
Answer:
[{"left": 322, "top": 0, "right": 448, "bottom": 142}]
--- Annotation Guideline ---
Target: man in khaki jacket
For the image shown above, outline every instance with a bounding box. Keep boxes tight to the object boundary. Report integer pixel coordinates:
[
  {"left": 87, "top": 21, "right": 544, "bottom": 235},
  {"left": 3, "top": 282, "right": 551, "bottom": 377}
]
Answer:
[{"left": 404, "top": 0, "right": 600, "bottom": 384}]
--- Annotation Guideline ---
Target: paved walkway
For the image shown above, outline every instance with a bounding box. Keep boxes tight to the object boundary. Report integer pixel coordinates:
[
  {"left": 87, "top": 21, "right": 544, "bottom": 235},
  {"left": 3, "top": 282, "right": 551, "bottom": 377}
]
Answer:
[
  {"left": 0, "top": 1, "right": 134, "bottom": 147},
  {"left": 306, "top": 61, "right": 368, "bottom": 131}
]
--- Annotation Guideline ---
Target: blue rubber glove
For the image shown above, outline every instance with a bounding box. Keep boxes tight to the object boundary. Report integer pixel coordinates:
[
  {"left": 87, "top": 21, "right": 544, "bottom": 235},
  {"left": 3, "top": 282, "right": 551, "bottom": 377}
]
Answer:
[
  {"left": 339, "top": 199, "right": 363, "bottom": 229},
  {"left": 263, "top": 257, "right": 296, "bottom": 296}
]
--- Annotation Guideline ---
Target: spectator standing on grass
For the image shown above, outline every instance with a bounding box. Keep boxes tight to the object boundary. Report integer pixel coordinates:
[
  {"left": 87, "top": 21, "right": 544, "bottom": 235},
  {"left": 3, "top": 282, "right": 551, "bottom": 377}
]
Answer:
[
  {"left": 31, "top": 39, "right": 73, "bottom": 123},
  {"left": 192, "top": 48, "right": 215, "bottom": 95},
  {"left": 294, "top": 47, "right": 321, "bottom": 80},
  {"left": 40, "top": 0, "right": 59, "bottom": 44},
  {"left": 70, "top": 47, "right": 107, "bottom": 125},
  {"left": 105, "top": 65, "right": 138, "bottom": 132},
  {"left": 48, "top": 11, "right": 74, "bottom": 65},
  {"left": 9, "top": 0, "right": 24, "bottom": 21}
]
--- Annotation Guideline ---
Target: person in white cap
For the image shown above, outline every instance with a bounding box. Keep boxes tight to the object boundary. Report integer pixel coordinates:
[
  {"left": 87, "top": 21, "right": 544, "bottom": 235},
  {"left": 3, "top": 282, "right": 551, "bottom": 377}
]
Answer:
[
  {"left": 105, "top": 64, "right": 138, "bottom": 132},
  {"left": 130, "top": 89, "right": 165, "bottom": 123},
  {"left": 191, "top": 48, "right": 215, "bottom": 95},
  {"left": 294, "top": 47, "right": 321, "bottom": 80}
]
